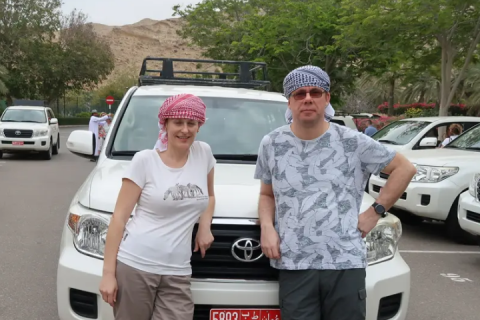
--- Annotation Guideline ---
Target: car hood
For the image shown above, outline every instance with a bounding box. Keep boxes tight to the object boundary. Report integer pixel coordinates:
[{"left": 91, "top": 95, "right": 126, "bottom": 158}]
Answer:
[
  {"left": 377, "top": 143, "right": 408, "bottom": 152},
  {"left": 400, "top": 148, "right": 480, "bottom": 167},
  {"left": 0, "top": 122, "right": 48, "bottom": 130},
  {"left": 78, "top": 158, "right": 376, "bottom": 218}
]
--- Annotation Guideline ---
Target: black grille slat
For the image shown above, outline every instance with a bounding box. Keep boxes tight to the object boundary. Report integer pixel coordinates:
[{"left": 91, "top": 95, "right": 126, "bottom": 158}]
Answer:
[
  {"left": 466, "top": 211, "right": 480, "bottom": 223},
  {"left": 476, "top": 179, "right": 480, "bottom": 202},
  {"left": 69, "top": 288, "right": 98, "bottom": 319},
  {"left": 3, "top": 129, "right": 33, "bottom": 138},
  {"left": 377, "top": 293, "right": 402, "bottom": 320},
  {"left": 379, "top": 172, "right": 389, "bottom": 180},
  {"left": 191, "top": 224, "right": 278, "bottom": 281}
]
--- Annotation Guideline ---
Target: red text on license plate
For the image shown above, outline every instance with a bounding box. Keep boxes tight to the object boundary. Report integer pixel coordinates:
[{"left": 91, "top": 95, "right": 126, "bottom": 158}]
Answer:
[
  {"left": 12, "top": 141, "right": 24, "bottom": 145},
  {"left": 210, "top": 309, "right": 281, "bottom": 320}
]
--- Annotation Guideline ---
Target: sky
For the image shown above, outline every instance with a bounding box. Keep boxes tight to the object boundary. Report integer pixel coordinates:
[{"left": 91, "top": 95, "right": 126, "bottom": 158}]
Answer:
[{"left": 61, "top": 0, "right": 201, "bottom": 26}]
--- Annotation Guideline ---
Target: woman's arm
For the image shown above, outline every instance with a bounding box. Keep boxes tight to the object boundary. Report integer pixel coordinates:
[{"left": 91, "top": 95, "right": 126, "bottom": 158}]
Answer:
[
  {"left": 195, "top": 168, "right": 215, "bottom": 257},
  {"left": 102, "top": 179, "right": 142, "bottom": 276}
]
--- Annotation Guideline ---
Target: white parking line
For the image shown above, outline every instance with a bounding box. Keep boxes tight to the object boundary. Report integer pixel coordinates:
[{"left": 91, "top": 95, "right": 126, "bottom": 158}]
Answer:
[{"left": 400, "top": 250, "right": 480, "bottom": 254}]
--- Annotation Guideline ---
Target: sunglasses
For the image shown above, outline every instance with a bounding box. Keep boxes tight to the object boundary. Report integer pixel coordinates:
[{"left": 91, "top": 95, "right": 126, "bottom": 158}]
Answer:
[{"left": 292, "top": 89, "right": 326, "bottom": 100}]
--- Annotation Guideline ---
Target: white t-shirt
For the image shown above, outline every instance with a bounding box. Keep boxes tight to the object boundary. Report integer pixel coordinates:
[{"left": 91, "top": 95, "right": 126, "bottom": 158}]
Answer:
[
  {"left": 441, "top": 135, "right": 458, "bottom": 147},
  {"left": 116, "top": 141, "right": 216, "bottom": 275}
]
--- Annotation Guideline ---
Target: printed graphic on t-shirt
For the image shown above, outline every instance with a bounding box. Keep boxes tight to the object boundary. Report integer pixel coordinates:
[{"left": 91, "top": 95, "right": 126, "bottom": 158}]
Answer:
[{"left": 163, "top": 183, "right": 207, "bottom": 201}]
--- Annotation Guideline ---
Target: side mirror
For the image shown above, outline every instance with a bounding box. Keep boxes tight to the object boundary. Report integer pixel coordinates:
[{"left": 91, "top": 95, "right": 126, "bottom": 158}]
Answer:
[
  {"left": 66, "top": 130, "right": 97, "bottom": 159},
  {"left": 50, "top": 118, "right": 58, "bottom": 125},
  {"left": 419, "top": 137, "right": 438, "bottom": 147}
]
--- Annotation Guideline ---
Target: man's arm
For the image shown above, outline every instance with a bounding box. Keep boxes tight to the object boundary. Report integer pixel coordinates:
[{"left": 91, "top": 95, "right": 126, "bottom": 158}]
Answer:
[{"left": 376, "top": 152, "right": 416, "bottom": 211}]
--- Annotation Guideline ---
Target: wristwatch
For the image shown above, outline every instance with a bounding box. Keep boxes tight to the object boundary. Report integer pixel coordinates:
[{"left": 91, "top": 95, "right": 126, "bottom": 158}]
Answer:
[{"left": 372, "top": 202, "right": 387, "bottom": 218}]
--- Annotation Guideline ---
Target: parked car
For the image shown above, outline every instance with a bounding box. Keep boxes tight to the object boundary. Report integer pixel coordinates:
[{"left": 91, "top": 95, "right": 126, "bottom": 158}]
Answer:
[
  {"left": 0, "top": 105, "right": 60, "bottom": 159},
  {"left": 370, "top": 116, "right": 480, "bottom": 152},
  {"left": 369, "top": 122, "right": 480, "bottom": 243},
  {"left": 458, "top": 173, "right": 480, "bottom": 245},
  {"left": 57, "top": 58, "right": 410, "bottom": 320}
]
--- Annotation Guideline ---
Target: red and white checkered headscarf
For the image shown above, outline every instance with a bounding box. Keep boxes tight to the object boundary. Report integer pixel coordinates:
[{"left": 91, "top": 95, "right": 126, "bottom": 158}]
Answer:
[{"left": 154, "top": 93, "right": 207, "bottom": 151}]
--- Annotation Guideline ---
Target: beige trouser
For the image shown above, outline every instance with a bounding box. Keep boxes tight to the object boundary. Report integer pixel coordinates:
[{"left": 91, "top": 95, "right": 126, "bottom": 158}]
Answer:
[{"left": 113, "top": 260, "right": 194, "bottom": 320}]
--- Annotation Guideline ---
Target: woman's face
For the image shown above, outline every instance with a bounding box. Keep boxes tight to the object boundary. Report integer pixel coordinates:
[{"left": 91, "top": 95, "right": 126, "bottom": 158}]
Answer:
[{"left": 165, "top": 118, "right": 200, "bottom": 150}]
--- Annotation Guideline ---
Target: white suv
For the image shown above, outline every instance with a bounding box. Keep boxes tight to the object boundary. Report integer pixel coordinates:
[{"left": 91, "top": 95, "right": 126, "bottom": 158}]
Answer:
[
  {"left": 0, "top": 105, "right": 60, "bottom": 159},
  {"left": 57, "top": 58, "right": 410, "bottom": 320},
  {"left": 458, "top": 173, "right": 480, "bottom": 244},
  {"left": 369, "top": 123, "right": 480, "bottom": 244}
]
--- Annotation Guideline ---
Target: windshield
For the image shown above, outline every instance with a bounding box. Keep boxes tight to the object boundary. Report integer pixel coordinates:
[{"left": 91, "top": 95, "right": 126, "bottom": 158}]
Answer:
[
  {"left": 1, "top": 109, "right": 47, "bottom": 123},
  {"left": 445, "top": 124, "right": 480, "bottom": 150},
  {"left": 111, "top": 95, "right": 289, "bottom": 156},
  {"left": 371, "top": 120, "right": 431, "bottom": 145}
]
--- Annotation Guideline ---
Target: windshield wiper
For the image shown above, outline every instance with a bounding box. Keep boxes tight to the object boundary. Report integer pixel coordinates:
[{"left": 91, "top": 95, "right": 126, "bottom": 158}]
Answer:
[
  {"left": 378, "top": 139, "right": 399, "bottom": 145},
  {"left": 214, "top": 154, "right": 257, "bottom": 161},
  {"left": 111, "top": 151, "right": 139, "bottom": 156}
]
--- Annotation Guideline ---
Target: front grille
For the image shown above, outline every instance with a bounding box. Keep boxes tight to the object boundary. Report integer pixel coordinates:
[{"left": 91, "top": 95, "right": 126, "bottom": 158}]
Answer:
[
  {"left": 377, "top": 293, "right": 402, "bottom": 320},
  {"left": 69, "top": 289, "right": 97, "bottom": 319},
  {"left": 194, "top": 305, "right": 279, "bottom": 320},
  {"left": 466, "top": 211, "right": 480, "bottom": 224},
  {"left": 191, "top": 223, "right": 278, "bottom": 281},
  {"left": 3, "top": 129, "right": 33, "bottom": 138},
  {"left": 379, "top": 172, "right": 389, "bottom": 180}
]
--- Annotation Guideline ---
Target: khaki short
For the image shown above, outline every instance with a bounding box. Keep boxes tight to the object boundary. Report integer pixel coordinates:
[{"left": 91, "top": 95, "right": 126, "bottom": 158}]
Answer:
[{"left": 113, "top": 260, "right": 194, "bottom": 320}]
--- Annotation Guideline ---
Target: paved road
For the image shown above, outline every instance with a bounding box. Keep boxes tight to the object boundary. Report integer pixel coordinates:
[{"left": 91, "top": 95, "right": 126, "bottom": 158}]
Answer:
[{"left": 0, "top": 127, "right": 480, "bottom": 320}]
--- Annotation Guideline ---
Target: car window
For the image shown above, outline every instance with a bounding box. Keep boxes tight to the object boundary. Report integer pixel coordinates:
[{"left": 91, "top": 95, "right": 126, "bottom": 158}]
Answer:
[
  {"left": 445, "top": 124, "right": 480, "bottom": 150},
  {"left": 331, "top": 119, "right": 345, "bottom": 126},
  {"left": 111, "top": 96, "right": 288, "bottom": 155},
  {"left": 0, "top": 109, "right": 47, "bottom": 123},
  {"left": 371, "top": 120, "right": 431, "bottom": 145}
]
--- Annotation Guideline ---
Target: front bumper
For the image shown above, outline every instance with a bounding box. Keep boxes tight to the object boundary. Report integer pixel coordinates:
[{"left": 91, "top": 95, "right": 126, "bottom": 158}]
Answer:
[
  {"left": 0, "top": 136, "right": 50, "bottom": 152},
  {"left": 369, "top": 174, "right": 459, "bottom": 220},
  {"left": 57, "top": 228, "right": 410, "bottom": 320},
  {"left": 458, "top": 191, "right": 480, "bottom": 237}
]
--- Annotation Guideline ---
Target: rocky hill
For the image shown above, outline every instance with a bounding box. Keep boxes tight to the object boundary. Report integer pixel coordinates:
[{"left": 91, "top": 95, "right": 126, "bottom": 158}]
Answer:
[{"left": 89, "top": 18, "right": 211, "bottom": 84}]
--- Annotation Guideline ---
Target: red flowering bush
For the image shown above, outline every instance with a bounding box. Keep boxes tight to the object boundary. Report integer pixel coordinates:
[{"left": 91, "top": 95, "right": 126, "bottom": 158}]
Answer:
[{"left": 377, "top": 102, "right": 468, "bottom": 115}]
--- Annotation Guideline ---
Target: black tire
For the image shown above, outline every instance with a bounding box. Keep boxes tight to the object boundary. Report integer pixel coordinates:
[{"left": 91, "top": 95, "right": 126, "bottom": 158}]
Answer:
[
  {"left": 42, "top": 140, "right": 53, "bottom": 160},
  {"left": 446, "top": 197, "right": 477, "bottom": 245},
  {"left": 0, "top": 151, "right": 2, "bottom": 159},
  {"left": 52, "top": 134, "right": 59, "bottom": 155}
]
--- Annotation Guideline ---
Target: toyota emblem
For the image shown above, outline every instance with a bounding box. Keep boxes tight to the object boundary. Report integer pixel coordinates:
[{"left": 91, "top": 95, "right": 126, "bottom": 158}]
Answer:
[
  {"left": 231, "top": 238, "right": 263, "bottom": 262},
  {"left": 15, "top": 130, "right": 21, "bottom": 135}
]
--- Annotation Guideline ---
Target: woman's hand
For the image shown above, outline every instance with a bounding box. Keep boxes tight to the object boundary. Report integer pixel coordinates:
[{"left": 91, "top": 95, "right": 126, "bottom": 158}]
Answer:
[
  {"left": 194, "top": 226, "right": 214, "bottom": 258},
  {"left": 99, "top": 273, "right": 118, "bottom": 307}
]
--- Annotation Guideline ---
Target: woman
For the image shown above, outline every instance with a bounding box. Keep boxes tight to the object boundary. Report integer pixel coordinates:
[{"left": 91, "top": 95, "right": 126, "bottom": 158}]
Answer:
[
  {"left": 440, "top": 123, "right": 463, "bottom": 148},
  {"left": 99, "top": 93, "right": 216, "bottom": 320}
]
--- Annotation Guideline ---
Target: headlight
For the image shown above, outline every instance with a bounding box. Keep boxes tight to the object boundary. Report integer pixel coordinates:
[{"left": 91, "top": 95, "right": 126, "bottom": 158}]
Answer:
[
  {"left": 34, "top": 129, "right": 48, "bottom": 137},
  {"left": 468, "top": 173, "right": 480, "bottom": 198},
  {"left": 411, "top": 164, "right": 458, "bottom": 183},
  {"left": 366, "top": 217, "right": 402, "bottom": 266},
  {"left": 69, "top": 213, "right": 109, "bottom": 259}
]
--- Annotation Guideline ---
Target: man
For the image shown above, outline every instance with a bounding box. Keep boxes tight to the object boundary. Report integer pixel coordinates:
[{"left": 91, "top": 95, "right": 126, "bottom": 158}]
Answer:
[
  {"left": 364, "top": 119, "right": 378, "bottom": 136},
  {"left": 254, "top": 65, "right": 416, "bottom": 320},
  {"left": 88, "top": 110, "right": 111, "bottom": 158}
]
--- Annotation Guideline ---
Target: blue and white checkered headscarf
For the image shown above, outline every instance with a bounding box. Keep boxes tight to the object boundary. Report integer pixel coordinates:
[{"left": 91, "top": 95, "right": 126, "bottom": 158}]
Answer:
[{"left": 283, "top": 65, "right": 335, "bottom": 123}]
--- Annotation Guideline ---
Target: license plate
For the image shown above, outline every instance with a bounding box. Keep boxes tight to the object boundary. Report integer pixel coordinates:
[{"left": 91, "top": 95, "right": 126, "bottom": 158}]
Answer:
[
  {"left": 12, "top": 141, "right": 24, "bottom": 145},
  {"left": 210, "top": 309, "right": 281, "bottom": 320}
]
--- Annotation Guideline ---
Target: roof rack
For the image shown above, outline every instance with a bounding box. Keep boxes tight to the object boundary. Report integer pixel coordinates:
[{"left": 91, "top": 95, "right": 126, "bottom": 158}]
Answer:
[{"left": 138, "top": 57, "right": 271, "bottom": 90}]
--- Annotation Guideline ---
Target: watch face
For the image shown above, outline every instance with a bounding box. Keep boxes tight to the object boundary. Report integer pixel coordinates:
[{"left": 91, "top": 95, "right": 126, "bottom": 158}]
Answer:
[{"left": 375, "top": 204, "right": 386, "bottom": 214}]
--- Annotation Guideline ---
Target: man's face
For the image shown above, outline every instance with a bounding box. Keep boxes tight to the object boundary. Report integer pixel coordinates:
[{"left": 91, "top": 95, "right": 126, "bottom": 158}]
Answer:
[{"left": 287, "top": 86, "right": 330, "bottom": 124}]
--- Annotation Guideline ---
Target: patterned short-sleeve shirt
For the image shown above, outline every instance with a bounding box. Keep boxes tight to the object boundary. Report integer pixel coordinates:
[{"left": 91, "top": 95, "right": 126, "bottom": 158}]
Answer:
[{"left": 254, "top": 123, "right": 396, "bottom": 270}]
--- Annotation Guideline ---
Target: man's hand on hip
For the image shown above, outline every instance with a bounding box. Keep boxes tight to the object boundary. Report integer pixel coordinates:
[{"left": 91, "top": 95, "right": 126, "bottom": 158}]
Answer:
[
  {"left": 358, "top": 207, "right": 380, "bottom": 238},
  {"left": 260, "top": 224, "right": 281, "bottom": 259}
]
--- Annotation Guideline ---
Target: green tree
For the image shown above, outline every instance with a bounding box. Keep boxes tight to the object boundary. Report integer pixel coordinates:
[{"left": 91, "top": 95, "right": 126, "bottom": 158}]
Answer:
[
  {"left": 40, "top": 9, "right": 115, "bottom": 102},
  {"left": 337, "top": 0, "right": 480, "bottom": 116},
  {"left": 0, "top": 0, "right": 62, "bottom": 102},
  {"left": 174, "top": 0, "right": 358, "bottom": 105}
]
